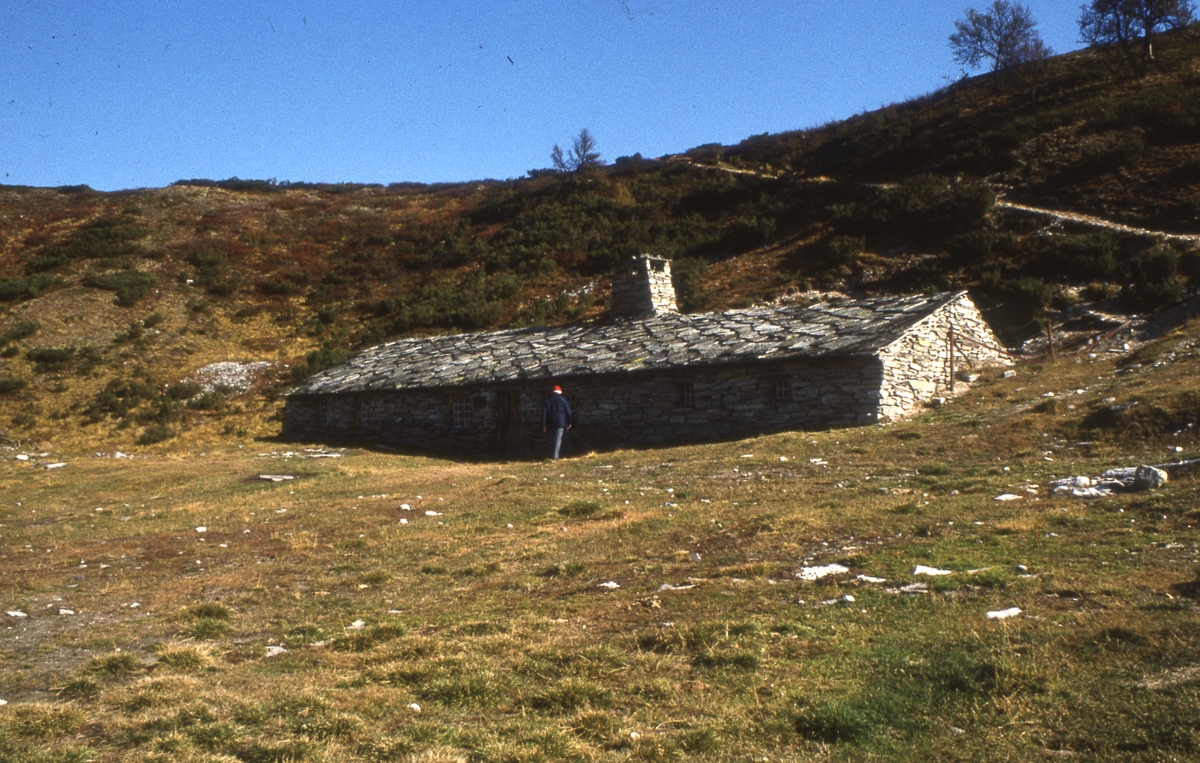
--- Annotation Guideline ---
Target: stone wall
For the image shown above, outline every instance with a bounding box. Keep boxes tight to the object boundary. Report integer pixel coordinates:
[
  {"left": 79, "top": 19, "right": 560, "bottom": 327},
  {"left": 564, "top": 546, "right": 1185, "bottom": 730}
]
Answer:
[
  {"left": 876, "top": 293, "right": 1011, "bottom": 421},
  {"left": 284, "top": 355, "right": 884, "bottom": 457},
  {"left": 609, "top": 255, "right": 677, "bottom": 318}
]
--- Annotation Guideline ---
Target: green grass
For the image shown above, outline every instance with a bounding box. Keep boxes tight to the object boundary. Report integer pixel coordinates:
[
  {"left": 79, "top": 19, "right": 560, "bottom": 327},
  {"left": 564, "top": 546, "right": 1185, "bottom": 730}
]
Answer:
[{"left": 1, "top": 338, "right": 1199, "bottom": 761}]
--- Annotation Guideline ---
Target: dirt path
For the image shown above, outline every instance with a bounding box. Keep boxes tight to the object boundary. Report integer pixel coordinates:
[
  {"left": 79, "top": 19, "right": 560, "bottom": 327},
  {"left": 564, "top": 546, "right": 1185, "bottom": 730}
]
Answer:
[
  {"left": 682, "top": 159, "right": 1200, "bottom": 243},
  {"left": 996, "top": 200, "right": 1200, "bottom": 243}
]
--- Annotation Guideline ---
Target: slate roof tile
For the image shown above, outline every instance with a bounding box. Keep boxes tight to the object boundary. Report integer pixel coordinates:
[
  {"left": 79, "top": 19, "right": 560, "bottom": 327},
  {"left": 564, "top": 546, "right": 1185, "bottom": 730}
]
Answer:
[{"left": 290, "top": 291, "right": 965, "bottom": 395}]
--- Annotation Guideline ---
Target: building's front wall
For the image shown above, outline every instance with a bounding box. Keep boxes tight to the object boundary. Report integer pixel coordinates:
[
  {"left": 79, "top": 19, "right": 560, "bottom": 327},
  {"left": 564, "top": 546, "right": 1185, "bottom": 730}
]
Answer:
[
  {"left": 877, "top": 295, "right": 1011, "bottom": 420},
  {"left": 284, "top": 355, "right": 885, "bottom": 456}
]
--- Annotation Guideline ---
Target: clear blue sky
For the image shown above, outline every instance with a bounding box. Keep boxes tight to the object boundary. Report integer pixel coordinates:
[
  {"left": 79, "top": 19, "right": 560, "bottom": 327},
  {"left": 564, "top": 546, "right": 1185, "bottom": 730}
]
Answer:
[{"left": 2, "top": 1, "right": 1086, "bottom": 191}]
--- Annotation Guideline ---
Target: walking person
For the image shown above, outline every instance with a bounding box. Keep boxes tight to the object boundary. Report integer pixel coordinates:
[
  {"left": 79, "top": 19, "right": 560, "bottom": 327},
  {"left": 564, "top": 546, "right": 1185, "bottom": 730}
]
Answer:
[{"left": 542, "top": 385, "right": 572, "bottom": 460}]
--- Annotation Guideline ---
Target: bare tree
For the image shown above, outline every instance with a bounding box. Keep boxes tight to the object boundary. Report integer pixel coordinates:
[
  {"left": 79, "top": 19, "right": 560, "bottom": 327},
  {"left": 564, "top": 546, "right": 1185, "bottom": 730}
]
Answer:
[
  {"left": 551, "top": 128, "right": 603, "bottom": 172},
  {"left": 949, "top": 1, "right": 1052, "bottom": 72},
  {"left": 1080, "top": 0, "right": 1194, "bottom": 60}
]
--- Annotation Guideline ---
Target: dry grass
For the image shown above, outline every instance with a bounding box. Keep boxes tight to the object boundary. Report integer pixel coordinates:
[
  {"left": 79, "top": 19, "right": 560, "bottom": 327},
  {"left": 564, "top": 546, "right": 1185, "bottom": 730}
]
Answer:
[{"left": 1, "top": 337, "right": 1199, "bottom": 760}]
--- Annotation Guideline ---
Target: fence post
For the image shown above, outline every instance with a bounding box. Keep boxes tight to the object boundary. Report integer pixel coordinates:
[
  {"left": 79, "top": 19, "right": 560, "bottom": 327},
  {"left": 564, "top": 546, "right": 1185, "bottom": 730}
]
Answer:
[{"left": 1046, "top": 322, "right": 1056, "bottom": 360}]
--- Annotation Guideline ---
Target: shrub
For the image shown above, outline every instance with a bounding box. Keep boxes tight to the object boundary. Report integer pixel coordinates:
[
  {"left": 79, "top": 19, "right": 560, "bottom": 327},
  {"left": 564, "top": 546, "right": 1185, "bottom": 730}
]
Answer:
[
  {"left": 0, "top": 274, "right": 55, "bottom": 302},
  {"left": 1040, "top": 233, "right": 1118, "bottom": 281},
  {"left": 187, "top": 390, "right": 226, "bottom": 410},
  {"left": 0, "top": 320, "right": 41, "bottom": 344},
  {"left": 1125, "top": 249, "right": 1184, "bottom": 311},
  {"left": 84, "top": 270, "right": 157, "bottom": 306},
  {"left": 0, "top": 377, "right": 29, "bottom": 394},
  {"left": 142, "top": 312, "right": 164, "bottom": 328},
  {"left": 165, "top": 381, "right": 203, "bottom": 400},
  {"left": 138, "top": 424, "right": 175, "bottom": 445},
  {"left": 27, "top": 347, "right": 75, "bottom": 372},
  {"left": 824, "top": 235, "right": 865, "bottom": 267}
]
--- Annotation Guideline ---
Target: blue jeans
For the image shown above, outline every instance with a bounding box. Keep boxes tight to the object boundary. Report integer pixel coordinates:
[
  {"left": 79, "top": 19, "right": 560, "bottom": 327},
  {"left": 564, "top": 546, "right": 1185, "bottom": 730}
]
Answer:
[{"left": 551, "top": 427, "right": 565, "bottom": 460}]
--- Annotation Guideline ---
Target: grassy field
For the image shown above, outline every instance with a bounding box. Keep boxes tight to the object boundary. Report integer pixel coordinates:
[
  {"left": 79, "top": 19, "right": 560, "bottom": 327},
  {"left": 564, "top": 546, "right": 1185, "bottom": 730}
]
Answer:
[{"left": 1, "top": 324, "right": 1199, "bottom": 762}]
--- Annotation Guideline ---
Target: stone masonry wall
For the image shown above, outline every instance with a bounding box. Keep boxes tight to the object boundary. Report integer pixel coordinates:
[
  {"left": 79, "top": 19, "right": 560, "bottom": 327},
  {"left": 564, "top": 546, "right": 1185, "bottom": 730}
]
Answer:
[
  {"left": 609, "top": 255, "right": 678, "bottom": 318},
  {"left": 284, "top": 355, "right": 884, "bottom": 457},
  {"left": 876, "top": 293, "right": 1011, "bottom": 421}
]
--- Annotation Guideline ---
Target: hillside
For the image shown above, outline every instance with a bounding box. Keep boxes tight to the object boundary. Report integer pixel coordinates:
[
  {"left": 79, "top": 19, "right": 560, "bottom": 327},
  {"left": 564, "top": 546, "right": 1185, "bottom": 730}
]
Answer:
[{"left": 4, "top": 30, "right": 1200, "bottom": 451}]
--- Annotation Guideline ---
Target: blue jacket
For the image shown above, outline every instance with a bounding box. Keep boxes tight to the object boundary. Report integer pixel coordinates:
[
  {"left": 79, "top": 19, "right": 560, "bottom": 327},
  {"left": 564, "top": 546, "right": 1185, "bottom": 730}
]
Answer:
[{"left": 542, "top": 392, "right": 572, "bottom": 429}]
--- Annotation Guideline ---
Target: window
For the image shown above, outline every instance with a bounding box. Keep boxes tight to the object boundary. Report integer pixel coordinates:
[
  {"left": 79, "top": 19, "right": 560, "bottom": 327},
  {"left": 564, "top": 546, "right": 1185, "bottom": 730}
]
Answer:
[
  {"left": 357, "top": 397, "right": 381, "bottom": 431},
  {"left": 317, "top": 398, "right": 330, "bottom": 426},
  {"left": 774, "top": 378, "right": 792, "bottom": 402},
  {"left": 566, "top": 393, "right": 579, "bottom": 424},
  {"left": 451, "top": 396, "right": 473, "bottom": 429},
  {"left": 678, "top": 382, "right": 695, "bottom": 407}
]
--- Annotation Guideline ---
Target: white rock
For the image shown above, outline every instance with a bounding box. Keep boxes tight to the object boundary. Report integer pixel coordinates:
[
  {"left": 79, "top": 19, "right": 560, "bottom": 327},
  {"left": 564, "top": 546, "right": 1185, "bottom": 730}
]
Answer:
[
  {"left": 840, "top": 594, "right": 856, "bottom": 603},
  {"left": 15, "top": 455, "right": 28, "bottom": 461},
  {"left": 44, "top": 463, "right": 67, "bottom": 470},
  {"left": 986, "top": 607, "right": 1021, "bottom": 620},
  {"left": 689, "top": 552, "right": 702, "bottom": 563},
  {"left": 6, "top": 611, "right": 27, "bottom": 618},
  {"left": 598, "top": 581, "right": 620, "bottom": 589},
  {"left": 0, "top": 699, "right": 6, "bottom": 705},
  {"left": 130, "top": 602, "right": 140, "bottom": 608},
  {"left": 797, "top": 563, "right": 849, "bottom": 580},
  {"left": 424, "top": 511, "right": 440, "bottom": 516},
  {"left": 265, "top": 645, "right": 288, "bottom": 657},
  {"left": 407, "top": 703, "right": 421, "bottom": 712},
  {"left": 195, "top": 526, "right": 206, "bottom": 533},
  {"left": 1003, "top": 370, "right": 1017, "bottom": 378},
  {"left": 856, "top": 574, "right": 886, "bottom": 583},
  {"left": 913, "top": 566, "right": 953, "bottom": 576},
  {"left": 347, "top": 620, "right": 366, "bottom": 630},
  {"left": 399, "top": 518, "right": 408, "bottom": 525},
  {"left": 400, "top": 504, "right": 410, "bottom": 510},
  {"left": 779, "top": 456, "right": 788, "bottom": 462},
  {"left": 657, "top": 583, "right": 696, "bottom": 591},
  {"left": 995, "top": 494, "right": 1022, "bottom": 501},
  {"left": 899, "top": 582, "right": 929, "bottom": 593},
  {"left": 58, "top": 609, "right": 74, "bottom": 615}
]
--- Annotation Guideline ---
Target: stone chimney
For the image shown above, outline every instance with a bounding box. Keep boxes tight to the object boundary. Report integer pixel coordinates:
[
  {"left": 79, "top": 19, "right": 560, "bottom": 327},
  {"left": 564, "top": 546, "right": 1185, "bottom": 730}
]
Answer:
[{"left": 609, "top": 254, "right": 678, "bottom": 318}]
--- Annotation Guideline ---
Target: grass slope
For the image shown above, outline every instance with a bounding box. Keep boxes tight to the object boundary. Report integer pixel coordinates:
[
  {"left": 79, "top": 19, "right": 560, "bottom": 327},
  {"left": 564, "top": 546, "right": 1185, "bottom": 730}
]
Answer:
[{"left": 1, "top": 320, "right": 1198, "bottom": 762}]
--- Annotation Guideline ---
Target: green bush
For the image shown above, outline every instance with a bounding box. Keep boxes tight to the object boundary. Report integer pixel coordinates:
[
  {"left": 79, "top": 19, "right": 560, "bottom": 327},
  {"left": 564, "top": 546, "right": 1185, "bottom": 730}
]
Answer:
[
  {"left": 138, "top": 424, "right": 175, "bottom": 445},
  {"left": 824, "top": 235, "right": 865, "bottom": 267},
  {"left": 0, "top": 274, "right": 55, "bottom": 302},
  {"left": 1125, "top": 249, "right": 1185, "bottom": 311},
  {"left": 0, "top": 320, "right": 41, "bottom": 344},
  {"left": 1040, "top": 233, "right": 1118, "bottom": 281},
  {"left": 187, "top": 390, "right": 226, "bottom": 410},
  {"left": 84, "top": 270, "right": 157, "bottom": 306},
  {"left": 165, "top": 381, "right": 203, "bottom": 400},
  {"left": 27, "top": 347, "right": 76, "bottom": 372},
  {"left": 0, "top": 377, "right": 29, "bottom": 394}
]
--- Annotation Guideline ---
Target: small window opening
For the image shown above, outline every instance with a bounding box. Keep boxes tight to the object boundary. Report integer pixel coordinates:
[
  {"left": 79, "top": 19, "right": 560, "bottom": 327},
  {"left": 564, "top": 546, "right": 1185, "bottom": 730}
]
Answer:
[
  {"left": 679, "top": 383, "right": 695, "bottom": 407},
  {"left": 774, "top": 378, "right": 792, "bottom": 402},
  {"left": 357, "top": 398, "right": 380, "bottom": 431},
  {"left": 451, "top": 396, "right": 473, "bottom": 429}
]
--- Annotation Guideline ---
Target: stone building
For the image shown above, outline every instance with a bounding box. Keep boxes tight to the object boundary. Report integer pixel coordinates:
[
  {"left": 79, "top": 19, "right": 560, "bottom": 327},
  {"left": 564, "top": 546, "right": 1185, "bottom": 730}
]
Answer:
[{"left": 284, "top": 255, "right": 1010, "bottom": 456}]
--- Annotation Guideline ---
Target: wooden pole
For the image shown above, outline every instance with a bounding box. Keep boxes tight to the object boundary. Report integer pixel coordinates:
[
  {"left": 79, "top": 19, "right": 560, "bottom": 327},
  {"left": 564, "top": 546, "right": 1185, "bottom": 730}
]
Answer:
[
  {"left": 1046, "top": 321, "right": 1056, "bottom": 360},
  {"left": 948, "top": 325, "right": 955, "bottom": 393}
]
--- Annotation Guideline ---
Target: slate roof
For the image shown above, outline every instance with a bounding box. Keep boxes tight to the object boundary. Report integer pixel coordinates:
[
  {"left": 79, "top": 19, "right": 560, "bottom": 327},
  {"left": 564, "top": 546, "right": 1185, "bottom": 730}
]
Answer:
[{"left": 291, "top": 291, "right": 966, "bottom": 395}]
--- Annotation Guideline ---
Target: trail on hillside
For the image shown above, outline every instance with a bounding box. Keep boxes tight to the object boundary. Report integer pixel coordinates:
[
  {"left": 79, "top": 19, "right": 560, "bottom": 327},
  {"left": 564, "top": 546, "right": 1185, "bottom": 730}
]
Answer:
[
  {"left": 687, "top": 159, "right": 1200, "bottom": 243},
  {"left": 996, "top": 200, "right": 1200, "bottom": 243}
]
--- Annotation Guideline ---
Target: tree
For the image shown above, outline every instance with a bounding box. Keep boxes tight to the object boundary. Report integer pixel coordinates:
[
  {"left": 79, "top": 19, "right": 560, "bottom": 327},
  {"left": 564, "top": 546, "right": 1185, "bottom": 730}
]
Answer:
[
  {"left": 1079, "top": 0, "right": 1194, "bottom": 60},
  {"left": 551, "top": 128, "right": 603, "bottom": 172},
  {"left": 949, "top": 1, "right": 1052, "bottom": 73}
]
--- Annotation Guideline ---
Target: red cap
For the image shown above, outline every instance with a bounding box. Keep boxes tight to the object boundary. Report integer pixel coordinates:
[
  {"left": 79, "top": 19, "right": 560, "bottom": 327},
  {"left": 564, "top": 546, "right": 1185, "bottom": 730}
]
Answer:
[{"left": 553, "top": 385, "right": 562, "bottom": 392}]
